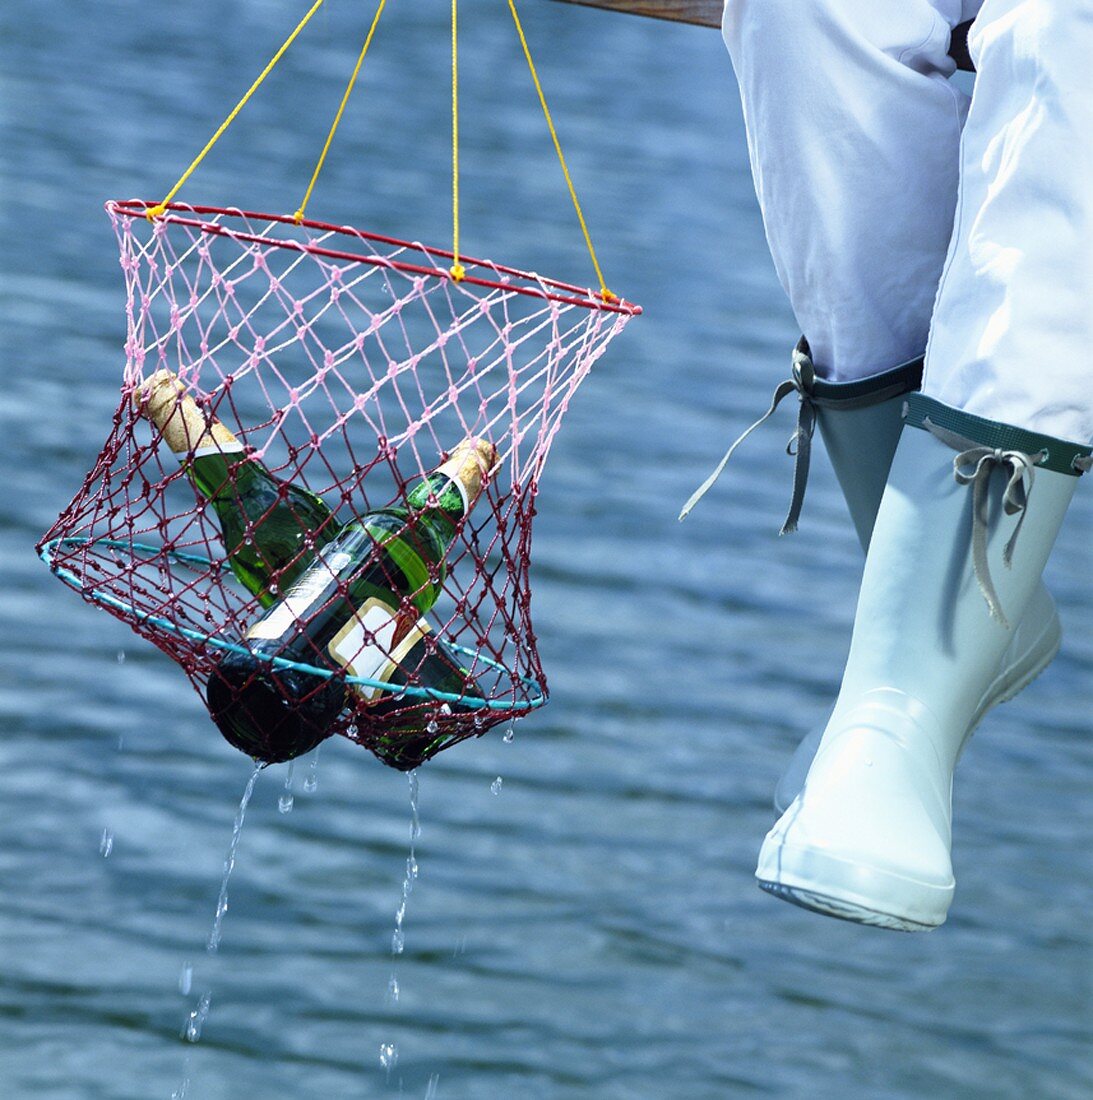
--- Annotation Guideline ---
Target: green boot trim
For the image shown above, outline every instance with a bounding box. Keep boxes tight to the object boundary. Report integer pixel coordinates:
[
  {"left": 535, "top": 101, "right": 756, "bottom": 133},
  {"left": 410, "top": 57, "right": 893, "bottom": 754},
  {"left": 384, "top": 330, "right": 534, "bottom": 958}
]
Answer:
[{"left": 904, "top": 394, "right": 1092, "bottom": 477}]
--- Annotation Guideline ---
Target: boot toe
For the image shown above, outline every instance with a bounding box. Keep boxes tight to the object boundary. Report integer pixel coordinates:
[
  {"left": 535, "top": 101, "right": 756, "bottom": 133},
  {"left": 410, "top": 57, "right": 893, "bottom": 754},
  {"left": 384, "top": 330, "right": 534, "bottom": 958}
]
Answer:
[{"left": 757, "top": 704, "right": 956, "bottom": 931}]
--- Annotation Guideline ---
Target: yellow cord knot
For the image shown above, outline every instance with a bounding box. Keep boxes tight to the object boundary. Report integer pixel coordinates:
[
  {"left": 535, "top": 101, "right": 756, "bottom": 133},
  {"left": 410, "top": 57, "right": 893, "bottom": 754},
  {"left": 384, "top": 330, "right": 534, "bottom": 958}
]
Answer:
[
  {"left": 599, "top": 288, "right": 618, "bottom": 304},
  {"left": 292, "top": 209, "right": 306, "bottom": 225},
  {"left": 450, "top": 263, "right": 466, "bottom": 282},
  {"left": 145, "top": 203, "right": 168, "bottom": 222}
]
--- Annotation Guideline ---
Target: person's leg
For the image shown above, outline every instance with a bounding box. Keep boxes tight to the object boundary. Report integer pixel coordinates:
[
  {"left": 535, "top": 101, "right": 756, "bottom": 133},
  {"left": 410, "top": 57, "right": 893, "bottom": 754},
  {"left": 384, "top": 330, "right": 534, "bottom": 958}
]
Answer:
[
  {"left": 722, "top": 0, "right": 976, "bottom": 380},
  {"left": 924, "top": 0, "right": 1093, "bottom": 443},
  {"left": 756, "top": 0, "right": 1093, "bottom": 928},
  {"left": 718, "top": 0, "right": 1065, "bottom": 819}
]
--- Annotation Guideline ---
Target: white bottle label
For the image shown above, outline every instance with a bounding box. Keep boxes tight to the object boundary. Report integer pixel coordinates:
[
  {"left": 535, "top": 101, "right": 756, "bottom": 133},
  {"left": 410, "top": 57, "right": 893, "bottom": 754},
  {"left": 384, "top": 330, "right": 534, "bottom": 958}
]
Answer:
[
  {"left": 245, "top": 552, "right": 353, "bottom": 641},
  {"left": 364, "top": 619, "right": 430, "bottom": 702},
  {"left": 327, "top": 597, "right": 403, "bottom": 691},
  {"left": 190, "top": 441, "right": 246, "bottom": 460}
]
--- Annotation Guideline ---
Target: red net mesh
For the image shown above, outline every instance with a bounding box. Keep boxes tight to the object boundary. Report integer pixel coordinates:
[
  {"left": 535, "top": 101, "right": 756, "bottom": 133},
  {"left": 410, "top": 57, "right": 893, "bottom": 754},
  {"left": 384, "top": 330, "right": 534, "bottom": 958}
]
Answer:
[{"left": 40, "top": 202, "right": 638, "bottom": 769}]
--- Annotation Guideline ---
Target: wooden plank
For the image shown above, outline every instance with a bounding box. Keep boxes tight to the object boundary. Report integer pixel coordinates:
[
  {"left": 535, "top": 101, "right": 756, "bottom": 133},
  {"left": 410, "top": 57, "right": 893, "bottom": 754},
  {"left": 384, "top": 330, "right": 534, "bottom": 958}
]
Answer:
[
  {"left": 550, "top": 1, "right": 977, "bottom": 71},
  {"left": 551, "top": 0, "right": 721, "bottom": 29}
]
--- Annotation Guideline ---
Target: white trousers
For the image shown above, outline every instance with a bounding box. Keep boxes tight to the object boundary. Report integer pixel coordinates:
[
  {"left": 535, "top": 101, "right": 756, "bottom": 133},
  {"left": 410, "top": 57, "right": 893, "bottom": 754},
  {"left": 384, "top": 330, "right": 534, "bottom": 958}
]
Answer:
[{"left": 723, "top": 0, "right": 1093, "bottom": 444}]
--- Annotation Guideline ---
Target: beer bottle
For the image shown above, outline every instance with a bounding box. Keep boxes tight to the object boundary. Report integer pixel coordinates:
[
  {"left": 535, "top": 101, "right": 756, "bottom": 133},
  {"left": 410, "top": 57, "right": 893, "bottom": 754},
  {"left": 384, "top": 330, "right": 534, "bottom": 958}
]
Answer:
[
  {"left": 367, "top": 623, "right": 484, "bottom": 770},
  {"left": 207, "top": 438, "right": 497, "bottom": 762},
  {"left": 137, "top": 370, "right": 338, "bottom": 606}
]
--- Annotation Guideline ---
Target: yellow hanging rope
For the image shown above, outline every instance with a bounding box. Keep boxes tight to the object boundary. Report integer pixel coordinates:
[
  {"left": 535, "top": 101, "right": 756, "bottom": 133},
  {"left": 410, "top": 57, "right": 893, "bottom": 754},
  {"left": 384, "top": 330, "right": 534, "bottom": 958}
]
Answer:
[
  {"left": 506, "top": 0, "right": 615, "bottom": 302},
  {"left": 146, "top": 0, "right": 617, "bottom": 303},
  {"left": 294, "top": 0, "right": 388, "bottom": 224},
  {"left": 147, "top": 0, "right": 329, "bottom": 220},
  {"left": 450, "top": 0, "right": 465, "bottom": 281}
]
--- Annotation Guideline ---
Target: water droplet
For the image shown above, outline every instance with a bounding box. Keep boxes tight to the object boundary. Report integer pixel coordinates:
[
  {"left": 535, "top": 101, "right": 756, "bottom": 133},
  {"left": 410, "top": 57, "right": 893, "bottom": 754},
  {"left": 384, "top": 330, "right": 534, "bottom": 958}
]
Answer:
[
  {"left": 116, "top": 734, "right": 125, "bottom": 751},
  {"left": 379, "top": 1042, "right": 399, "bottom": 1075},
  {"left": 386, "top": 975, "right": 400, "bottom": 1003},
  {"left": 303, "top": 749, "right": 320, "bottom": 793},
  {"left": 406, "top": 855, "right": 418, "bottom": 881},
  {"left": 116, "top": 650, "right": 126, "bottom": 664},
  {"left": 279, "top": 763, "right": 295, "bottom": 813},
  {"left": 178, "top": 963, "right": 193, "bottom": 995},
  {"left": 425, "top": 1073, "right": 441, "bottom": 1100},
  {"left": 473, "top": 715, "right": 483, "bottom": 729},
  {"left": 99, "top": 829, "right": 114, "bottom": 857},
  {"left": 347, "top": 723, "right": 358, "bottom": 737},
  {"left": 391, "top": 929, "right": 405, "bottom": 955},
  {"left": 426, "top": 719, "right": 439, "bottom": 735},
  {"left": 182, "top": 992, "right": 211, "bottom": 1043},
  {"left": 490, "top": 777, "right": 503, "bottom": 796},
  {"left": 395, "top": 900, "right": 406, "bottom": 927},
  {"left": 503, "top": 726, "right": 515, "bottom": 743}
]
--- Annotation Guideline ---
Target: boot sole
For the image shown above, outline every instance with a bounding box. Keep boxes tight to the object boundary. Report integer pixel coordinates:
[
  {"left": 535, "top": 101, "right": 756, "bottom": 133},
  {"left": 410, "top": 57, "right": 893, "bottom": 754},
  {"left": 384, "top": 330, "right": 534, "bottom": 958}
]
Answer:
[
  {"left": 756, "top": 844, "right": 951, "bottom": 932},
  {"left": 757, "top": 880, "right": 935, "bottom": 933}
]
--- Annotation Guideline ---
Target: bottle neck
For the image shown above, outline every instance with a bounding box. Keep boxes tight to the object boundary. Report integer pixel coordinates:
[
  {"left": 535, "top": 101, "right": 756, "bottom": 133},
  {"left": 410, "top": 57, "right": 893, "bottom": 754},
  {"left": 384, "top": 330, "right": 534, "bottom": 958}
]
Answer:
[
  {"left": 405, "top": 471, "right": 470, "bottom": 520},
  {"left": 189, "top": 447, "right": 254, "bottom": 503},
  {"left": 403, "top": 440, "right": 494, "bottom": 519},
  {"left": 140, "top": 370, "right": 241, "bottom": 457}
]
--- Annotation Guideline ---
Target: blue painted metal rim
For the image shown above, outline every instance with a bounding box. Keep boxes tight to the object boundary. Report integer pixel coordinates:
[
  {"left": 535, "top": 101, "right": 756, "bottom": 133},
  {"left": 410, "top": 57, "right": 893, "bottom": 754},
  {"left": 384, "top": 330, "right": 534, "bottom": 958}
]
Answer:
[{"left": 39, "top": 537, "right": 547, "bottom": 713}]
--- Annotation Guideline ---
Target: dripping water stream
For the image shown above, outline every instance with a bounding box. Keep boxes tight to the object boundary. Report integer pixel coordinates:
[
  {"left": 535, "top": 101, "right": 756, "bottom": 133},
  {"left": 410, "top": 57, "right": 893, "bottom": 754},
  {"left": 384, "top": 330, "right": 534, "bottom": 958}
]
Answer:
[
  {"left": 171, "top": 762, "right": 262, "bottom": 1098},
  {"left": 207, "top": 761, "right": 262, "bottom": 955},
  {"left": 380, "top": 770, "right": 421, "bottom": 1083}
]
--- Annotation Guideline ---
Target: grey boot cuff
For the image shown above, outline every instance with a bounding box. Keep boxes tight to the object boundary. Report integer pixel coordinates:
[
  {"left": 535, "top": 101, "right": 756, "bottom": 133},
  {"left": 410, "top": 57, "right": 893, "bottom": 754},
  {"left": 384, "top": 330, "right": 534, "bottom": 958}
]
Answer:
[
  {"left": 903, "top": 393, "right": 1093, "bottom": 477},
  {"left": 793, "top": 337, "right": 923, "bottom": 410}
]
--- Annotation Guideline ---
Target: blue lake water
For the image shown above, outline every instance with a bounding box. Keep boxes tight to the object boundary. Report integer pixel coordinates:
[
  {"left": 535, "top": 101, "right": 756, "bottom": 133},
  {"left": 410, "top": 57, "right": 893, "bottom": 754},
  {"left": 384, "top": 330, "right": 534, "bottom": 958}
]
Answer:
[{"left": 1, "top": 2, "right": 1090, "bottom": 1097}]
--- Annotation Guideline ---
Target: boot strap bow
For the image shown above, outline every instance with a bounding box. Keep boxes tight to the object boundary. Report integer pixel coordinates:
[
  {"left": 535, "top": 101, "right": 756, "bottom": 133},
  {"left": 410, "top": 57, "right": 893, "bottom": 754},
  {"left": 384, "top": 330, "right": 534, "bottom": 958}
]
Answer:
[
  {"left": 680, "top": 343, "right": 816, "bottom": 534},
  {"left": 923, "top": 418, "right": 1046, "bottom": 628}
]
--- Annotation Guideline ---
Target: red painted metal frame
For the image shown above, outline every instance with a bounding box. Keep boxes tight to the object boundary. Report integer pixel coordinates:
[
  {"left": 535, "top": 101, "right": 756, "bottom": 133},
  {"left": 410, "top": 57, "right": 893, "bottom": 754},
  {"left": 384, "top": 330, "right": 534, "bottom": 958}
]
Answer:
[{"left": 109, "top": 200, "right": 642, "bottom": 317}]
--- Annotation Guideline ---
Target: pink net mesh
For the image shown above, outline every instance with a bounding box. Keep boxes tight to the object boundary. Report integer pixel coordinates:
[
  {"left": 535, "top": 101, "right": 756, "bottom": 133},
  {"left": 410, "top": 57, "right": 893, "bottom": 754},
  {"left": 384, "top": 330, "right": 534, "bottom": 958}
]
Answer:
[{"left": 40, "top": 201, "right": 638, "bottom": 768}]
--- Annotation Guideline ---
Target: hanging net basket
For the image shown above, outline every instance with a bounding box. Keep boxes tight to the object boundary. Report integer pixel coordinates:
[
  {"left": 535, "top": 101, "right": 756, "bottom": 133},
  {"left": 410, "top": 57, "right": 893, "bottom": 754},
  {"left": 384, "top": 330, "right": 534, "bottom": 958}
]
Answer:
[{"left": 40, "top": 201, "right": 639, "bottom": 767}]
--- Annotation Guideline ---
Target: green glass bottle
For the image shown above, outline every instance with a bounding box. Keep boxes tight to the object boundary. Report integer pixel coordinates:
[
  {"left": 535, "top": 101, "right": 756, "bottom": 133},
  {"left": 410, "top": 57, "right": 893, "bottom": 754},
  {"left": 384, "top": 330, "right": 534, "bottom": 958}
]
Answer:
[
  {"left": 137, "top": 369, "right": 338, "bottom": 607},
  {"left": 366, "top": 621, "right": 484, "bottom": 771},
  {"left": 206, "top": 438, "right": 497, "bottom": 763}
]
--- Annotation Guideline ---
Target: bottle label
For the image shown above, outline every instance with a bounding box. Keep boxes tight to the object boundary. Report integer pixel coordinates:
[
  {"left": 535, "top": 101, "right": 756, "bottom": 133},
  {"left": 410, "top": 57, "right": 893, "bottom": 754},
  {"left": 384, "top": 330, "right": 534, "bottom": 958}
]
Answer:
[
  {"left": 245, "top": 551, "right": 353, "bottom": 641},
  {"left": 432, "top": 470, "right": 470, "bottom": 517},
  {"left": 327, "top": 597, "right": 404, "bottom": 689},
  {"left": 190, "top": 442, "right": 246, "bottom": 460},
  {"left": 362, "top": 619, "right": 430, "bottom": 702}
]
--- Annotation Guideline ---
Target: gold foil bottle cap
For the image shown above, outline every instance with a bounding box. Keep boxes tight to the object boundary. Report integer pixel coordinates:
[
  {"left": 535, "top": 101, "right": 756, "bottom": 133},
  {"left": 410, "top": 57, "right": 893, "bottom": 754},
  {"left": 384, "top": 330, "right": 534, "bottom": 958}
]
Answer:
[
  {"left": 136, "top": 370, "right": 239, "bottom": 456},
  {"left": 436, "top": 437, "right": 498, "bottom": 504}
]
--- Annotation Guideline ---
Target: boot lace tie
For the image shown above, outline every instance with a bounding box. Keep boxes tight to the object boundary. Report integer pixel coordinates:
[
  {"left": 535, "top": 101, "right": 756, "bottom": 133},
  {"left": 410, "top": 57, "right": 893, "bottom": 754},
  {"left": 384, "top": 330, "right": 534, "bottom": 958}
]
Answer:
[
  {"left": 923, "top": 417, "right": 1047, "bottom": 629},
  {"left": 680, "top": 343, "right": 816, "bottom": 534}
]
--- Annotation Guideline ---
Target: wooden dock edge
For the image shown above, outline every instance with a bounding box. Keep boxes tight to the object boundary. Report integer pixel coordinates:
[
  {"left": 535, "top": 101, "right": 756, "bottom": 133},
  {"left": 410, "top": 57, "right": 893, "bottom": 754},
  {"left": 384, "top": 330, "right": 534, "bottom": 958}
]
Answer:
[{"left": 548, "top": 1, "right": 975, "bottom": 72}]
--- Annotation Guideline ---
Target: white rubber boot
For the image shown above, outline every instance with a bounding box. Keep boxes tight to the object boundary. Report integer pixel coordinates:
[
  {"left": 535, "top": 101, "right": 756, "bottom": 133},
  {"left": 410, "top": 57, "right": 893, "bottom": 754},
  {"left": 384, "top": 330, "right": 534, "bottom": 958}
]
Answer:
[
  {"left": 773, "top": 344, "right": 1062, "bottom": 814},
  {"left": 756, "top": 395, "right": 1090, "bottom": 930}
]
